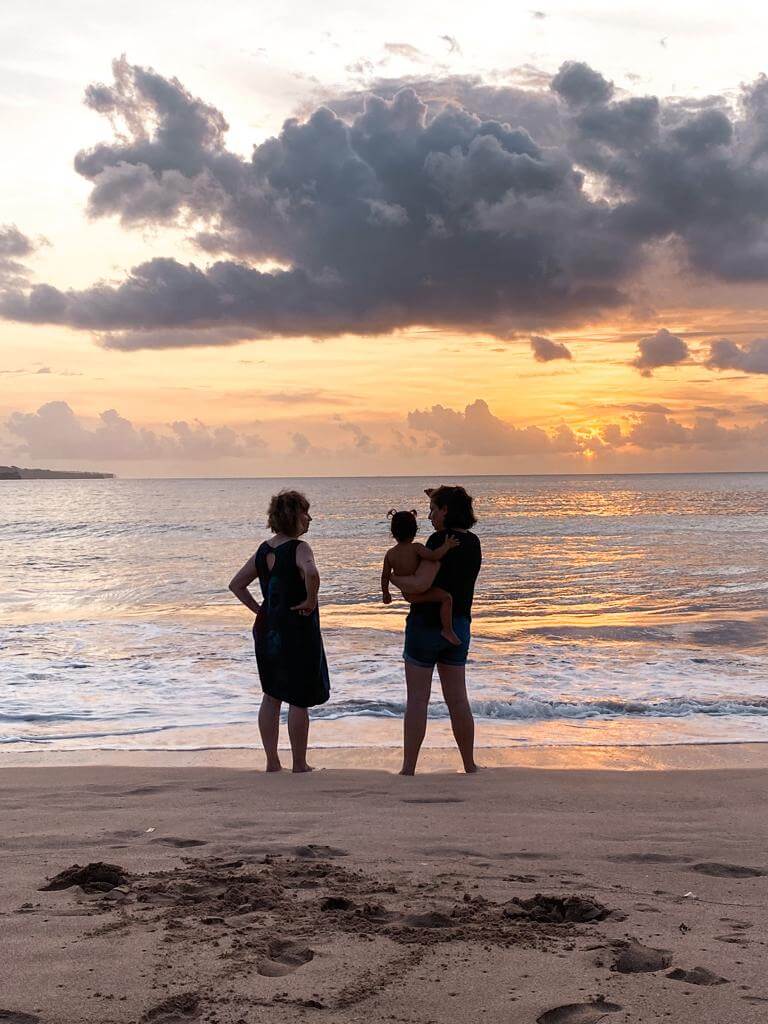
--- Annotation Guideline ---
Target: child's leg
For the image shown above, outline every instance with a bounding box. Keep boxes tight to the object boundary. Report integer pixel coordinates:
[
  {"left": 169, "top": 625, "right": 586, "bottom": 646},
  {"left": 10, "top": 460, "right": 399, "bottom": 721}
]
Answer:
[
  {"left": 288, "top": 704, "right": 313, "bottom": 773},
  {"left": 436, "top": 589, "right": 460, "bottom": 646},
  {"left": 258, "top": 694, "right": 282, "bottom": 772},
  {"left": 406, "top": 587, "right": 460, "bottom": 645},
  {"left": 391, "top": 560, "right": 439, "bottom": 595}
]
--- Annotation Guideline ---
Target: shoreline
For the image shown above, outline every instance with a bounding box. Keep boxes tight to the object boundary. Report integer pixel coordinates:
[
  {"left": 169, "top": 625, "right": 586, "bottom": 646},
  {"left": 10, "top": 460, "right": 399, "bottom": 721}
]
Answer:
[{"left": 5, "top": 739, "right": 768, "bottom": 771}]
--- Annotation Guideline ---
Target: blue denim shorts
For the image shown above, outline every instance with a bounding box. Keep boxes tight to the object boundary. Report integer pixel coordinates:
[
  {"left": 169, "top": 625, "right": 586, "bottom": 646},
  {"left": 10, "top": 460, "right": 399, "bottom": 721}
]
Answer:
[{"left": 403, "top": 613, "right": 471, "bottom": 668}]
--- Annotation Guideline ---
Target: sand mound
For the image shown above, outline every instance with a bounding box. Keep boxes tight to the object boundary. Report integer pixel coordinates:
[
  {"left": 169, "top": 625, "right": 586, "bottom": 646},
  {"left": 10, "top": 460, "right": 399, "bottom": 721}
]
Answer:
[
  {"left": 39, "top": 862, "right": 129, "bottom": 894},
  {"left": 506, "top": 894, "right": 610, "bottom": 924}
]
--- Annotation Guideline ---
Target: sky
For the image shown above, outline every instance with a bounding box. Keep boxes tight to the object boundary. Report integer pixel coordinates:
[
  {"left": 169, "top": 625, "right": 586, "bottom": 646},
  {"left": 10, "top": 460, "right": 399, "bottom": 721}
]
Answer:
[{"left": 2, "top": 0, "right": 768, "bottom": 477}]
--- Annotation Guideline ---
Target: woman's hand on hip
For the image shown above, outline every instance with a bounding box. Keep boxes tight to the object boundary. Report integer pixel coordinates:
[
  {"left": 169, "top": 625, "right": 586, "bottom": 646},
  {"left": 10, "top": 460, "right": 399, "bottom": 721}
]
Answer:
[{"left": 291, "top": 597, "right": 318, "bottom": 616}]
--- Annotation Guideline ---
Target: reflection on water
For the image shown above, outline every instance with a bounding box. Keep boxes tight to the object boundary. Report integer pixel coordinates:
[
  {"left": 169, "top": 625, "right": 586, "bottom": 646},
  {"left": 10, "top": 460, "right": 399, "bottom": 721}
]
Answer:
[{"left": 2, "top": 473, "right": 768, "bottom": 752}]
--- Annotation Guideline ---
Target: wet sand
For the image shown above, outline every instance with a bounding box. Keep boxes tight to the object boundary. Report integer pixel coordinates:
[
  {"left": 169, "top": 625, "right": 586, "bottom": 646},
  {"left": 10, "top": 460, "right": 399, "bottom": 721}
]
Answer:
[{"left": 2, "top": 758, "right": 768, "bottom": 1023}]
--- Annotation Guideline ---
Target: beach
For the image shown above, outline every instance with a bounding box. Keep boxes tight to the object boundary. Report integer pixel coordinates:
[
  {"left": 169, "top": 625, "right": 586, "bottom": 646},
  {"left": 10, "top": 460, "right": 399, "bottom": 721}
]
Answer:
[{"left": 3, "top": 752, "right": 768, "bottom": 1023}]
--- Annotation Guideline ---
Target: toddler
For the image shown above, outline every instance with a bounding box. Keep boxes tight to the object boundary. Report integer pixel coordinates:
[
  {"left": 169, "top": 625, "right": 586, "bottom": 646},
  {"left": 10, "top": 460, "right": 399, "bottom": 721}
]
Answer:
[{"left": 381, "top": 508, "right": 460, "bottom": 645}]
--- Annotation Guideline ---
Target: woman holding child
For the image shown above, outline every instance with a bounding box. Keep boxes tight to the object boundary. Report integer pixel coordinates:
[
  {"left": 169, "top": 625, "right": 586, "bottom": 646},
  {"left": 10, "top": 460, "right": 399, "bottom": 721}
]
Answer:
[{"left": 386, "top": 485, "right": 482, "bottom": 775}]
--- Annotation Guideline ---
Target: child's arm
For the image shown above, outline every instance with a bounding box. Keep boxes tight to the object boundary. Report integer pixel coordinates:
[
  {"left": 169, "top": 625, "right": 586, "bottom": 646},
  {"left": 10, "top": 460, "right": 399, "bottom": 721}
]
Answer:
[
  {"left": 381, "top": 552, "right": 393, "bottom": 604},
  {"left": 412, "top": 534, "right": 460, "bottom": 561}
]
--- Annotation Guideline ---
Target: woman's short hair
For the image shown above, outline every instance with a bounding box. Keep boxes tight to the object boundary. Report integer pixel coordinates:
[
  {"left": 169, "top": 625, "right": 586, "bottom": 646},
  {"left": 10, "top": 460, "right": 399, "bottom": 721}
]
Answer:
[
  {"left": 267, "top": 489, "right": 309, "bottom": 536},
  {"left": 428, "top": 485, "right": 477, "bottom": 529}
]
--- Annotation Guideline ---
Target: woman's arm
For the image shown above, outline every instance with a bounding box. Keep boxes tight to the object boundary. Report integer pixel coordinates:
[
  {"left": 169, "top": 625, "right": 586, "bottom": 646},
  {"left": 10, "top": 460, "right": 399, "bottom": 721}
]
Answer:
[
  {"left": 292, "top": 541, "right": 320, "bottom": 615},
  {"left": 228, "top": 557, "right": 261, "bottom": 615}
]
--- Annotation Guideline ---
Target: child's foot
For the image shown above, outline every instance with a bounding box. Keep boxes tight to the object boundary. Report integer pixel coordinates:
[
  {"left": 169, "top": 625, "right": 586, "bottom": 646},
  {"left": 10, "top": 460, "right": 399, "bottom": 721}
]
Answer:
[
  {"left": 265, "top": 759, "right": 283, "bottom": 773},
  {"left": 292, "top": 763, "right": 315, "bottom": 773},
  {"left": 441, "top": 628, "right": 462, "bottom": 646}
]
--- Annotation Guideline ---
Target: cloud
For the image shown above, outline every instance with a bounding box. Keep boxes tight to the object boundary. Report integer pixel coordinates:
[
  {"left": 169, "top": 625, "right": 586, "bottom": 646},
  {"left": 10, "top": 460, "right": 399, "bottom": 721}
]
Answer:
[
  {"left": 290, "top": 432, "right": 311, "bottom": 455},
  {"left": 9, "top": 60, "right": 768, "bottom": 348},
  {"left": 706, "top": 337, "right": 768, "bottom": 374},
  {"left": 259, "top": 389, "right": 352, "bottom": 405},
  {"left": 631, "top": 328, "right": 690, "bottom": 376},
  {"left": 0, "top": 225, "right": 36, "bottom": 286},
  {"left": 440, "top": 35, "right": 462, "bottom": 55},
  {"left": 337, "top": 419, "right": 379, "bottom": 453},
  {"left": 530, "top": 334, "right": 572, "bottom": 361},
  {"left": 383, "top": 43, "right": 426, "bottom": 61},
  {"left": 407, "top": 398, "right": 581, "bottom": 455},
  {"left": 601, "top": 409, "right": 768, "bottom": 451},
  {"left": 6, "top": 401, "right": 266, "bottom": 460}
]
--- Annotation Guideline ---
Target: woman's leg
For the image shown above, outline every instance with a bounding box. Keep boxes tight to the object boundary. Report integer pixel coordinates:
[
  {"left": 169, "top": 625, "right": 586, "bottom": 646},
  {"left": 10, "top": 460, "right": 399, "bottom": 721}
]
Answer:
[
  {"left": 401, "top": 662, "right": 434, "bottom": 775},
  {"left": 437, "top": 663, "right": 478, "bottom": 773},
  {"left": 287, "top": 704, "right": 313, "bottom": 773},
  {"left": 258, "top": 694, "right": 283, "bottom": 772}
]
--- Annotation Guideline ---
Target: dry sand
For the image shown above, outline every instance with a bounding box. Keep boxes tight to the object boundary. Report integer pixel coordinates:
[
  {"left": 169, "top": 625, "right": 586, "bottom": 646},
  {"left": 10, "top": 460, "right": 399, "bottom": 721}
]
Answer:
[{"left": 2, "top": 757, "right": 768, "bottom": 1023}]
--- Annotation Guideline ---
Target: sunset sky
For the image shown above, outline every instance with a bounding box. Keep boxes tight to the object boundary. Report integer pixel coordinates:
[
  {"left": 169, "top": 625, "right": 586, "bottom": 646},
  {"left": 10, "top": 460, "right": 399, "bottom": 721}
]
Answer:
[{"left": 2, "top": 0, "right": 768, "bottom": 476}]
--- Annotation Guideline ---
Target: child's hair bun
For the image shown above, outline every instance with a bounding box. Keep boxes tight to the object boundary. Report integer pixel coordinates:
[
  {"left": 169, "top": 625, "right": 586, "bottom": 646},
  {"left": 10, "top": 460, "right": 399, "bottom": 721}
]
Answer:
[{"left": 388, "top": 508, "right": 419, "bottom": 542}]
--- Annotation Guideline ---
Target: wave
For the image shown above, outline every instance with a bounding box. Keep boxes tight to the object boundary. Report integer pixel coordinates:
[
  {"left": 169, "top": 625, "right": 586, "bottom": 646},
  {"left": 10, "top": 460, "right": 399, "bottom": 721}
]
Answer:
[{"left": 311, "top": 695, "right": 768, "bottom": 722}]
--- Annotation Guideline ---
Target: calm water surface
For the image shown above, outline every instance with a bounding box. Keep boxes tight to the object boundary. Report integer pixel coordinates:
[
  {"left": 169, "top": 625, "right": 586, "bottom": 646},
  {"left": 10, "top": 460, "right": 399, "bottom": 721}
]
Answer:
[{"left": 2, "top": 474, "right": 768, "bottom": 752}]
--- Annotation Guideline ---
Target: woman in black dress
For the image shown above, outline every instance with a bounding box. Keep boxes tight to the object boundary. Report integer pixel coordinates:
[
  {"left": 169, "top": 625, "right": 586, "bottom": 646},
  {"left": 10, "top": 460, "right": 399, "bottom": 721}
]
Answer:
[{"left": 229, "top": 490, "right": 330, "bottom": 772}]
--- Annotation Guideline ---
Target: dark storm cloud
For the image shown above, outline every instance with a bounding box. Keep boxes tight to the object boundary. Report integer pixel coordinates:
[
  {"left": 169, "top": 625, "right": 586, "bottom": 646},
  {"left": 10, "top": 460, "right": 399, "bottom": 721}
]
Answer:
[
  {"left": 706, "top": 337, "right": 768, "bottom": 374},
  {"left": 530, "top": 335, "right": 572, "bottom": 361},
  {"left": 551, "top": 61, "right": 614, "bottom": 107},
  {"left": 8, "top": 59, "right": 768, "bottom": 348},
  {"left": 631, "top": 328, "right": 690, "bottom": 376}
]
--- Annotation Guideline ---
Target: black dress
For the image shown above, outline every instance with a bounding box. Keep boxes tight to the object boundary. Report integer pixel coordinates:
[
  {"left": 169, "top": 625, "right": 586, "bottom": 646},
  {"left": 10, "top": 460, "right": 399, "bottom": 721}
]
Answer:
[{"left": 252, "top": 539, "right": 330, "bottom": 708}]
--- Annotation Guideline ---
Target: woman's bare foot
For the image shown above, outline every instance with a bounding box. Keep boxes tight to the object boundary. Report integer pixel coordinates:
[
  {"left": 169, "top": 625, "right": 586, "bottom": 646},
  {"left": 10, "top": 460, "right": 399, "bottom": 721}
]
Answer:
[
  {"left": 265, "top": 759, "right": 283, "bottom": 773},
  {"left": 399, "top": 767, "right": 415, "bottom": 776},
  {"left": 463, "top": 762, "right": 481, "bottom": 774},
  {"left": 441, "top": 628, "right": 461, "bottom": 646},
  {"left": 292, "top": 763, "right": 315, "bottom": 773}
]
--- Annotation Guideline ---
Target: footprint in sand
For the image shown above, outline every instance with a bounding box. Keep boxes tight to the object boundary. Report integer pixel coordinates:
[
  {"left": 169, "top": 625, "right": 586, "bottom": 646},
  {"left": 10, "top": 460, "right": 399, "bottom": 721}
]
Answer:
[
  {"left": 667, "top": 967, "right": 729, "bottom": 986},
  {"left": 257, "top": 939, "right": 314, "bottom": 976},
  {"left": 0, "top": 1012, "right": 41, "bottom": 1024},
  {"left": 292, "top": 844, "right": 347, "bottom": 859},
  {"left": 536, "top": 998, "right": 622, "bottom": 1024},
  {"left": 691, "top": 862, "right": 766, "bottom": 878},
  {"left": 150, "top": 838, "right": 208, "bottom": 848},
  {"left": 611, "top": 939, "right": 672, "bottom": 973},
  {"left": 139, "top": 991, "right": 199, "bottom": 1022}
]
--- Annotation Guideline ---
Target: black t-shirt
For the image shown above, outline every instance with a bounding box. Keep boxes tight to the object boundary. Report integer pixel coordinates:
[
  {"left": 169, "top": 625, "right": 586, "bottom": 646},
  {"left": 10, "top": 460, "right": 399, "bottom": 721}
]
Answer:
[{"left": 409, "top": 530, "right": 482, "bottom": 625}]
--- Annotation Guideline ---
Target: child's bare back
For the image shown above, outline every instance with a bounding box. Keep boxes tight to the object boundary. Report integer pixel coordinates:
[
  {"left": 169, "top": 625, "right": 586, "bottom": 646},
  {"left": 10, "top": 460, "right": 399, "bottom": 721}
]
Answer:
[
  {"left": 381, "top": 508, "right": 460, "bottom": 645},
  {"left": 385, "top": 540, "right": 439, "bottom": 581}
]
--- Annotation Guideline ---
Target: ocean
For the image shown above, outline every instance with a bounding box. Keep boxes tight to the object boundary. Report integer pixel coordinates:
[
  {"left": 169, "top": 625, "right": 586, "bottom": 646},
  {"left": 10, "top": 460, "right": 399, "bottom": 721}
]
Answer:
[{"left": 2, "top": 473, "right": 768, "bottom": 755}]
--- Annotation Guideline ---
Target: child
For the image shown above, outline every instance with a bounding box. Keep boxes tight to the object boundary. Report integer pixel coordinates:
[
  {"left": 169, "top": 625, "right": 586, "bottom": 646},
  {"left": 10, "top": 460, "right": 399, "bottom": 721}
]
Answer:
[{"left": 381, "top": 508, "right": 461, "bottom": 645}]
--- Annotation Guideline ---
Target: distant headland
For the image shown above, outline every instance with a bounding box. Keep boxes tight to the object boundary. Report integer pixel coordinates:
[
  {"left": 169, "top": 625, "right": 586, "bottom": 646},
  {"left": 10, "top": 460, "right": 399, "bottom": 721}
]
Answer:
[{"left": 0, "top": 466, "right": 115, "bottom": 480}]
